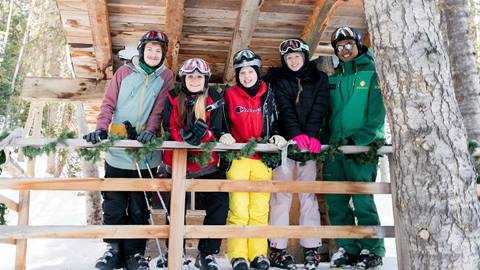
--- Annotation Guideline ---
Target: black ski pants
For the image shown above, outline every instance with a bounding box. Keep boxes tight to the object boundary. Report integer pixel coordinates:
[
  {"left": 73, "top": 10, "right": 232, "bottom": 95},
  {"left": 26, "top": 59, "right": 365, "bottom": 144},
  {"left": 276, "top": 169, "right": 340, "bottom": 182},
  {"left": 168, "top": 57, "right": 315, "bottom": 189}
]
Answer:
[{"left": 102, "top": 162, "right": 153, "bottom": 259}]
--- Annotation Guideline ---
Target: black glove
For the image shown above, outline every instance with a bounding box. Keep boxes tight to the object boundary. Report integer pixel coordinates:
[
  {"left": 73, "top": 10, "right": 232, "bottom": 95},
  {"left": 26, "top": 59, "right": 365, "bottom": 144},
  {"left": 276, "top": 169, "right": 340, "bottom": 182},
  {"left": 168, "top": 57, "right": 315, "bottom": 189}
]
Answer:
[
  {"left": 192, "top": 119, "right": 208, "bottom": 139},
  {"left": 137, "top": 130, "right": 156, "bottom": 144},
  {"left": 180, "top": 128, "right": 200, "bottom": 146},
  {"left": 83, "top": 130, "right": 108, "bottom": 144}
]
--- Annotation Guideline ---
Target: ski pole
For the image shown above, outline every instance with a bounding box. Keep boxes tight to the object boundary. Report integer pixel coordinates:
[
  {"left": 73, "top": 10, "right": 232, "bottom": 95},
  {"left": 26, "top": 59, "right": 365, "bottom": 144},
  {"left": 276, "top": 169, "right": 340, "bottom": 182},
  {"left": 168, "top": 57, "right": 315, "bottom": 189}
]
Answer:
[{"left": 135, "top": 162, "right": 167, "bottom": 269}]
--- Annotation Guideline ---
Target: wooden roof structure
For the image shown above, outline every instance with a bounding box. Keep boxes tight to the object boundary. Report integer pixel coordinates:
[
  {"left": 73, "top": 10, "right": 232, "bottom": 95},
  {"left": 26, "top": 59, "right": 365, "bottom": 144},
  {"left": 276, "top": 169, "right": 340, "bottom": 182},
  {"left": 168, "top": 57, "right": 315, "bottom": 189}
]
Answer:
[
  {"left": 56, "top": 0, "right": 367, "bottom": 82},
  {"left": 22, "top": 0, "right": 368, "bottom": 124}
]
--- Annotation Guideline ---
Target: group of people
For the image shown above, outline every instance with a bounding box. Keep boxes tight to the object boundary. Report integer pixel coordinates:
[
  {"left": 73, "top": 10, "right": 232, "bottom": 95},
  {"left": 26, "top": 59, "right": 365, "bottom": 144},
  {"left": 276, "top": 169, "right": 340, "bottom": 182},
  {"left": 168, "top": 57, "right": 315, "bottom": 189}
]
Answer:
[{"left": 84, "top": 25, "right": 386, "bottom": 270}]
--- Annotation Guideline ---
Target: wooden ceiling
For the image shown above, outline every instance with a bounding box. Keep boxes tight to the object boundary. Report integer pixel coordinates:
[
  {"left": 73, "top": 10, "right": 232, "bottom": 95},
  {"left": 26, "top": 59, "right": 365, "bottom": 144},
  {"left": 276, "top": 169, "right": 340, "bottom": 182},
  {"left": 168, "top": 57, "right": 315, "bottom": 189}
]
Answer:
[{"left": 56, "top": 0, "right": 368, "bottom": 83}]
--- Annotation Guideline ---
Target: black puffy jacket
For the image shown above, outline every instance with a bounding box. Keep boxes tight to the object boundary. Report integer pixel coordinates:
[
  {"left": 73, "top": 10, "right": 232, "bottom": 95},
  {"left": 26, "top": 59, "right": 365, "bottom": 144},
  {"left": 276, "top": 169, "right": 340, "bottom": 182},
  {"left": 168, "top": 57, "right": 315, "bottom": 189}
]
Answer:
[{"left": 264, "top": 61, "right": 330, "bottom": 140}]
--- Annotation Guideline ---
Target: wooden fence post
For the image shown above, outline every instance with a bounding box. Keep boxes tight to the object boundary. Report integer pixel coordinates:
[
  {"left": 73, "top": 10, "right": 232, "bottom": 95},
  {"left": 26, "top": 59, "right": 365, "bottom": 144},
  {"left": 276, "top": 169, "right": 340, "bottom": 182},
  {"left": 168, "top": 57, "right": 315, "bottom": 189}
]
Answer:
[{"left": 168, "top": 149, "right": 187, "bottom": 270}]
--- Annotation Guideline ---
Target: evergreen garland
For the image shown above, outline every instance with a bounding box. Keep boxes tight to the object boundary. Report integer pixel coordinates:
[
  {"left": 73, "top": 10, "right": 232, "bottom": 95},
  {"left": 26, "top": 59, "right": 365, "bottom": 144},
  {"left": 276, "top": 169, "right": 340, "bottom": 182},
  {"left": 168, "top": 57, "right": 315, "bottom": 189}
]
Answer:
[
  {"left": 188, "top": 140, "right": 218, "bottom": 167},
  {"left": 76, "top": 135, "right": 123, "bottom": 162},
  {"left": 217, "top": 138, "right": 258, "bottom": 162},
  {"left": 0, "top": 129, "right": 12, "bottom": 171},
  {"left": 23, "top": 131, "right": 77, "bottom": 159},
  {"left": 468, "top": 140, "right": 480, "bottom": 183},
  {"left": 126, "top": 134, "right": 167, "bottom": 162},
  {"left": 0, "top": 203, "right": 7, "bottom": 225},
  {"left": 344, "top": 139, "right": 386, "bottom": 165}
]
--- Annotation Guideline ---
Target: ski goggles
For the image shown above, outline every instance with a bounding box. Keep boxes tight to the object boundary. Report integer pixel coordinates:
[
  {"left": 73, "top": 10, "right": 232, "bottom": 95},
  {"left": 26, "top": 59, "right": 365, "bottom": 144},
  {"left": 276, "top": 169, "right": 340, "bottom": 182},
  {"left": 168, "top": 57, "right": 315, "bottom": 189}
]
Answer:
[
  {"left": 279, "top": 39, "right": 309, "bottom": 55},
  {"left": 179, "top": 58, "right": 211, "bottom": 77},
  {"left": 141, "top": 31, "right": 169, "bottom": 44},
  {"left": 233, "top": 49, "right": 262, "bottom": 69},
  {"left": 335, "top": 42, "right": 355, "bottom": 52},
  {"left": 332, "top": 27, "right": 355, "bottom": 41}
]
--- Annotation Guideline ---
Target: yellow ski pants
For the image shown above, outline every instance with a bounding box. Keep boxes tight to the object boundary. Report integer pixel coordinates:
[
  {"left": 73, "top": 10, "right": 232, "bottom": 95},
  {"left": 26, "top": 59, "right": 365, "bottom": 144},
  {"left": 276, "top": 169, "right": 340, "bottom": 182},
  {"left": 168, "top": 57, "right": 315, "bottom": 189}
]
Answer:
[{"left": 226, "top": 157, "right": 272, "bottom": 262}]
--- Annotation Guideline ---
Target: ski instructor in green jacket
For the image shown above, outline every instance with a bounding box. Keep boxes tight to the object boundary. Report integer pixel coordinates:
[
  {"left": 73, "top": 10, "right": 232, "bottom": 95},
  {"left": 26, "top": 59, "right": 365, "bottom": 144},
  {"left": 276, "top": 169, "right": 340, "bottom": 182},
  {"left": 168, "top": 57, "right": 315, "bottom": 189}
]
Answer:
[{"left": 324, "top": 26, "right": 386, "bottom": 270}]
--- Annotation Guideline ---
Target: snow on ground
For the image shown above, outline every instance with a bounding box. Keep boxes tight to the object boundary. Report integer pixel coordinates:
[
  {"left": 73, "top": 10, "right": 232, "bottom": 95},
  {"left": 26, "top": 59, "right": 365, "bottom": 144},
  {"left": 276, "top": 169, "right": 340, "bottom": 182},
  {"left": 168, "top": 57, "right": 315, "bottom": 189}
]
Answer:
[{"left": 0, "top": 155, "right": 398, "bottom": 269}]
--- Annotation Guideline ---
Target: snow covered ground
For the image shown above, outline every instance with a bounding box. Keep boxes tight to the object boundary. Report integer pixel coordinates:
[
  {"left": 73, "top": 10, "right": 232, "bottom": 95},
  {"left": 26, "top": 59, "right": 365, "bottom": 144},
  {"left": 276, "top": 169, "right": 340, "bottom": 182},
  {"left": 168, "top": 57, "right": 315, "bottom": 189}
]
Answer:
[{"left": 0, "top": 156, "right": 398, "bottom": 269}]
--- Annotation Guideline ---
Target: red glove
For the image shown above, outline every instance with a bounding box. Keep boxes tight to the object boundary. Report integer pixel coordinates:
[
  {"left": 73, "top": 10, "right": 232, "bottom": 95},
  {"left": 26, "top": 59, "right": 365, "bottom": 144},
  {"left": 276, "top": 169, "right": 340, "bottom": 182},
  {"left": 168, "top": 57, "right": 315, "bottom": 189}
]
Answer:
[
  {"left": 292, "top": 134, "right": 310, "bottom": 149},
  {"left": 308, "top": 137, "right": 322, "bottom": 153}
]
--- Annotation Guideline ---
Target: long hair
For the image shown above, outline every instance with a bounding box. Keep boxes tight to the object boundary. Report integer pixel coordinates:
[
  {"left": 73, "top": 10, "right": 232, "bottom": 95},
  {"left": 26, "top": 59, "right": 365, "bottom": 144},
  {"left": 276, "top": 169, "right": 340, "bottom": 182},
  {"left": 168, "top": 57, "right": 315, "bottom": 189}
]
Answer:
[{"left": 175, "top": 86, "right": 207, "bottom": 127}]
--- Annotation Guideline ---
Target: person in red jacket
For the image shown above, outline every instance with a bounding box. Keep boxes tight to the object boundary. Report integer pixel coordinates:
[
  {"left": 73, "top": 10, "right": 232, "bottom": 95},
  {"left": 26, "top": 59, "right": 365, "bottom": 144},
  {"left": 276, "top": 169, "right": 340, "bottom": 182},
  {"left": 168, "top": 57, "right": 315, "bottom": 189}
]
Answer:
[
  {"left": 162, "top": 58, "right": 228, "bottom": 270},
  {"left": 220, "top": 49, "right": 287, "bottom": 270}
]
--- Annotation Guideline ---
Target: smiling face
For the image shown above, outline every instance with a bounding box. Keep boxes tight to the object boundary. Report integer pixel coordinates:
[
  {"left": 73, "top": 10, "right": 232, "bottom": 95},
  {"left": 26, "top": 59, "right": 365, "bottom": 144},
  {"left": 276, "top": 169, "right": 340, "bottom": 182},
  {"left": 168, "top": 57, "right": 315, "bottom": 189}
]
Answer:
[
  {"left": 285, "top": 52, "right": 305, "bottom": 72},
  {"left": 185, "top": 74, "right": 205, "bottom": 93},
  {"left": 143, "top": 42, "right": 163, "bottom": 67},
  {"left": 335, "top": 39, "right": 359, "bottom": 62},
  {"left": 238, "top": 66, "right": 258, "bottom": 88}
]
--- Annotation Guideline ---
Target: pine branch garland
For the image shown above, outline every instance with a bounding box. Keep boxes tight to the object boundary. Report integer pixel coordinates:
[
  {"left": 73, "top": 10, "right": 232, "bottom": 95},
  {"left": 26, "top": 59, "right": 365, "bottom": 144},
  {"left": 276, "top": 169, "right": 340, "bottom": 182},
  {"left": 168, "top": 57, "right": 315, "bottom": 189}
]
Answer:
[
  {"left": 76, "top": 135, "right": 123, "bottom": 162},
  {"left": 23, "top": 130, "right": 77, "bottom": 159},
  {"left": 0, "top": 203, "right": 7, "bottom": 225},
  {"left": 468, "top": 140, "right": 480, "bottom": 183},
  {"left": 344, "top": 139, "right": 386, "bottom": 165}
]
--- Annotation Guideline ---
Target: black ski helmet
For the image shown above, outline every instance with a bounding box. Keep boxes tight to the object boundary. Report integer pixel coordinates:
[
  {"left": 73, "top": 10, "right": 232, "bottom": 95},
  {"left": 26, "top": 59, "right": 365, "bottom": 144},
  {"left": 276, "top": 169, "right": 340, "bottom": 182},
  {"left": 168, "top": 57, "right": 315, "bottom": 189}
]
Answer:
[{"left": 331, "top": 26, "right": 363, "bottom": 53}]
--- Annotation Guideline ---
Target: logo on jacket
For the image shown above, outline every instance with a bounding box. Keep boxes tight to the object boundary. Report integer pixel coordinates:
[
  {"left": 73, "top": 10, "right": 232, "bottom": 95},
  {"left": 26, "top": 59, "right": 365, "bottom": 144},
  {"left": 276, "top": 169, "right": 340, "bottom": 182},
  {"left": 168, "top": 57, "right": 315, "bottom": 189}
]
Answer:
[{"left": 235, "top": 106, "right": 261, "bottom": 113}]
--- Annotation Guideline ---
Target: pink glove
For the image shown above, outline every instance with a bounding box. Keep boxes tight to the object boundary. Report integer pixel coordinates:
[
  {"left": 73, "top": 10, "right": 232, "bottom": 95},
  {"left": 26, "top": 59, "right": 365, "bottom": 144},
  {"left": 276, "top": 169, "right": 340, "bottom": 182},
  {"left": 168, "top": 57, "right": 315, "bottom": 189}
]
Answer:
[
  {"left": 292, "top": 134, "right": 310, "bottom": 149},
  {"left": 308, "top": 137, "right": 322, "bottom": 153}
]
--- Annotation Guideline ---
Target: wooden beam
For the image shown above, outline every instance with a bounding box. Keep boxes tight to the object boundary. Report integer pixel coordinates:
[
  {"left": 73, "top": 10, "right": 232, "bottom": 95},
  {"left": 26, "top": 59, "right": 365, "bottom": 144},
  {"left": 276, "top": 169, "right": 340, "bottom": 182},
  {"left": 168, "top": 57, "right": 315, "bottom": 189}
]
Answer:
[
  {"left": 301, "top": 0, "right": 364, "bottom": 55},
  {"left": 21, "top": 77, "right": 107, "bottom": 101},
  {"left": 15, "top": 190, "right": 30, "bottom": 270},
  {"left": 0, "top": 225, "right": 169, "bottom": 240},
  {"left": 0, "top": 225, "right": 394, "bottom": 239},
  {"left": 185, "top": 225, "right": 396, "bottom": 239},
  {"left": 223, "top": 0, "right": 263, "bottom": 83},
  {"left": 0, "top": 194, "right": 19, "bottom": 212},
  {"left": 86, "top": 0, "right": 113, "bottom": 79},
  {"left": 165, "top": 0, "right": 185, "bottom": 77},
  {"left": 0, "top": 239, "right": 16, "bottom": 245},
  {"left": 168, "top": 149, "right": 187, "bottom": 270},
  {"left": 186, "top": 180, "right": 392, "bottom": 194},
  {"left": 0, "top": 178, "right": 172, "bottom": 192}
]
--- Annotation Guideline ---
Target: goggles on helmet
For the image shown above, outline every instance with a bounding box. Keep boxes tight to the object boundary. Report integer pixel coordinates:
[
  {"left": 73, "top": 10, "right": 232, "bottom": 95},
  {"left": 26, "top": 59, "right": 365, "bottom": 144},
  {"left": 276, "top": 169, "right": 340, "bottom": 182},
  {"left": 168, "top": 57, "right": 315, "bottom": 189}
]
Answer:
[
  {"left": 233, "top": 49, "right": 262, "bottom": 69},
  {"left": 137, "top": 31, "right": 168, "bottom": 50},
  {"left": 179, "top": 58, "right": 211, "bottom": 78},
  {"left": 279, "top": 39, "right": 309, "bottom": 55}
]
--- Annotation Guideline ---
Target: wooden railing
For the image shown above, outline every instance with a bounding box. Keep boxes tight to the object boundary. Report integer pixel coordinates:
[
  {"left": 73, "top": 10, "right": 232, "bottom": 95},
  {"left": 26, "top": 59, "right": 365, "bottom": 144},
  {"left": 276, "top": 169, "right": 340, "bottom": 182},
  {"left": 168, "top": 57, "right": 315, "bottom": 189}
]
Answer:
[{"left": 0, "top": 139, "right": 478, "bottom": 269}]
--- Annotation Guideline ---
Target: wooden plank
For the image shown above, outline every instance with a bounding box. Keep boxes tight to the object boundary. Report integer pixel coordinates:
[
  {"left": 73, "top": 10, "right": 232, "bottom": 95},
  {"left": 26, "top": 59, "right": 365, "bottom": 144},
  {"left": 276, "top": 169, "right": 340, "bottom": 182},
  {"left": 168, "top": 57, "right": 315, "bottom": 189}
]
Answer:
[
  {"left": 10, "top": 138, "right": 395, "bottom": 154},
  {"left": 21, "top": 77, "right": 107, "bottom": 101},
  {"left": 15, "top": 190, "right": 30, "bottom": 270},
  {"left": 223, "top": 0, "right": 263, "bottom": 83},
  {"left": 0, "top": 178, "right": 172, "bottom": 192},
  {"left": 185, "top": 225, "right": 396, "bottom": 239},
  {"left": 186, "top": 180, "right": 392, "bottom": 194},
  {"left": 301, "top": 0, "right": 336, "bottom": 54},
  {"left": 0, "top": 225, "right": 394, "bottom": 239},
  {"left": 86, "top": 0, "right": 113, "bottom": 79},
  {"left": 168, "top": 149, "right": 187, "bottom": 270},
  {"left": 0, "top": 194, "right": 19, "bottom": 212},
  {"left": 11, "top": 137, "right": 395, "bottom": 155},
  {"left": 0, "top": 239, "right": 16, "bottom": 245},
  {"left": 0, "top": 225, "right": 169, "bottom": 240},
  {"left": 302, "top": 0, "right": 364, "bottom": 54},
  {"left": 165, "top": 0, "right": 185, "bottom": 76}
]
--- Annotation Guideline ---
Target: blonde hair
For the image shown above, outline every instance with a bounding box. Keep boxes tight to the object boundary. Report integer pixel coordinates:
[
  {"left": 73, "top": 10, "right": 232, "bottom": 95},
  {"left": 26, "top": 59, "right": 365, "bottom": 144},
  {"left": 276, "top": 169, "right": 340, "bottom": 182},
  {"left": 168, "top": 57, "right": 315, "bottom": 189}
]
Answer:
[{"left": 176, "top": 89, "right": 207, "bottom": 126}]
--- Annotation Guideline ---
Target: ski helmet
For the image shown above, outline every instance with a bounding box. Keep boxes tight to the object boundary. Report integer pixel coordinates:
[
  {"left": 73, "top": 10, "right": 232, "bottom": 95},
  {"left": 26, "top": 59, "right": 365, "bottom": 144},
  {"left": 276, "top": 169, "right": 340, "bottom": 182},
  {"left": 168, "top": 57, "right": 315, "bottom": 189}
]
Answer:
[
  {"left": 279, "top": 38, "right": 310, "bottom": 57},
  {"left": 233, "top": 49, "right": 262, "bottom": 70},
  {"left": 137, "top": 30, "right": 169, "bottom": 66},
  {"left": 331, "top": 26, "right": 363, "bottom": 52},
  {"left": 178, "top": 58, "right": 211, "bottom": 78}
]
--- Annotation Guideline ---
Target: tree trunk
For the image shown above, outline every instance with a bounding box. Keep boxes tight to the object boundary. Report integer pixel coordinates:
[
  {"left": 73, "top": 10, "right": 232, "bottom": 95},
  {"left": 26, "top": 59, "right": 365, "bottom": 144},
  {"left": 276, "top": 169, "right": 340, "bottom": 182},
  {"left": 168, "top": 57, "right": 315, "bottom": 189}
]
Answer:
[
  {"left": 1, "top": 0, "right": 14, "bottom": 57},
  {"left": 75, "top": 102, "right": 102, "bottom": 225},
  {"left": 364, "top": 1, "right": 480, "bottom": 269},
  {"left": 438, "top": 0, "right": 480, "bottom": 143}
]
